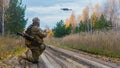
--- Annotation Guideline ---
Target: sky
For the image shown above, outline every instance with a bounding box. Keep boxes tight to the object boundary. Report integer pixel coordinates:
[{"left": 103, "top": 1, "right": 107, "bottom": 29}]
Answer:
[{"left": 23, "top": 0, "right": 104, "bottom": 29}]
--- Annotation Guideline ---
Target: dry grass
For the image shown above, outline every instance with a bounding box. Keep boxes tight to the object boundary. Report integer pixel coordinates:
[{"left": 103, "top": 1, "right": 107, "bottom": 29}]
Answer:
[
  {"left": 0, "top": 36, "right": 25, "bottom": 60},
  {"left": 45, "top": 31, "right": 120, "bottom": 58}
]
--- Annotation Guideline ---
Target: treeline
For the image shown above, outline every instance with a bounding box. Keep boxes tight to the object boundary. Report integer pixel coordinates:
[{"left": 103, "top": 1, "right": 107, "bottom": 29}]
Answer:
[
  {"left": 75, "top": 15, "right": 112, "bottom": 33},
  {"left": 0, "top": 0, "right": 27, "bottom": 35},
  {"left": 53, "top": 0, "right": 120, "bottom": 38},
  {"left": 53, "top": 14, "right": 112, "bottom": 37}
]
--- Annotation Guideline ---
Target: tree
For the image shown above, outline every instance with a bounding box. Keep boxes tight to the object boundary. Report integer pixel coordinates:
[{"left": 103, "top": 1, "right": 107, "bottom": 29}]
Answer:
[
  {"left": 54, "top": 20, "right": 71, "bottom": 37},
  {"left": 47, "top": 29, "right": 54, "bottom": 38},
  {"left": 92, "top": 3, "right": 101, "bottom": 17},
  {"left": 90, "top": 12, "right": 98, "bottom": 27},
  {"left": 75, "top": 21, "right": 86, "bottom": 33},
  {"left": 103, "top": 0, "right": 120, "bottom": 31},
  {"left": 0, "top": 0, "right": 9, "bottom": 34},
  {"left": 5, "top": 0, "right": 27, "bottom": 34},
  {"left": 93, "top": 15, "right": 112, "bottom": 30},
  {"left": 65, "top": 12, "right": 76, "bottom": 33},
  {"left": 82, "top": 6, "right": 89, "bottom": 22}
]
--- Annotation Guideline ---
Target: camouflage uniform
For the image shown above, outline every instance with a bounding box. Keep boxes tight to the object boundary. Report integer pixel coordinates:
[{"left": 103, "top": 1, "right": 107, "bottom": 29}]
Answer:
[{"left": 19, "top": 17, "right": 47, "bottom": 63}]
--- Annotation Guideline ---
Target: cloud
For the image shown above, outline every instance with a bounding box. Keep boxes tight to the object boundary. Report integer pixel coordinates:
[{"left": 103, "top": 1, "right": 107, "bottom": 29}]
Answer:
[
  {"left": 27, "top": 5, "right": 61, "bottom": 14},
  {"left": 25, "top": 0, "right": 104, "bottom": 29},
  {"left": 25, "top": 3, "right": 82, "bottom": 28}
]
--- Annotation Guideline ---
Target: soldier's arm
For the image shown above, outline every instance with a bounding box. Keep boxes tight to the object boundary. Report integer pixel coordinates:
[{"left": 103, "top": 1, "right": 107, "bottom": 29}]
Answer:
[
  {"left": 32, "top": 26, "right": 47, "bottom": 38},
  {"left": 35, "top": 27, "right": 47, "bottom": 38}
]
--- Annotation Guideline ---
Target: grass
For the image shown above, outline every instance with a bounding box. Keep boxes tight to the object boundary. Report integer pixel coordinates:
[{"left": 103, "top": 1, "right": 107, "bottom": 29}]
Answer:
[
  {"left": 45, "top": 31, "right": 120, "bottom": 62},
  {"left": 0, "top": 36, "right": 25, "bottom": 60}
]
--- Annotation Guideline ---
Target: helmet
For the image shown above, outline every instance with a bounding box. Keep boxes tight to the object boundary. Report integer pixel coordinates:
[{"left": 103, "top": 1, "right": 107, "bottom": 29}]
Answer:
[{"left": 32, "top": 17, "right": 40, "bottom": 23}]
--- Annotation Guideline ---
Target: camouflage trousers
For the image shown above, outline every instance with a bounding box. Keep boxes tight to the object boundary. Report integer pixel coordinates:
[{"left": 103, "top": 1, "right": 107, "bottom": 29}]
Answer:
[{"left": 18, "top": 44, "right": 46, "bottom": 63}]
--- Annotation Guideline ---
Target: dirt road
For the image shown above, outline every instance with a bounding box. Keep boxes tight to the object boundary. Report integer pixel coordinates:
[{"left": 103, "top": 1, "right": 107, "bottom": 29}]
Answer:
[
  {"left": 19, "top": 46, "right": 120, "bottom": 68},
  {"left": 1, "top": 46, "right": 120, "bottom": 68}
]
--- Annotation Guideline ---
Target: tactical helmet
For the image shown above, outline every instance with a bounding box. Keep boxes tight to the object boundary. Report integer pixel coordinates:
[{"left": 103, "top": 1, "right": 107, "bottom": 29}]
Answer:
[{"left": 32, "top": 17, "right": 40, "bottom": 23}]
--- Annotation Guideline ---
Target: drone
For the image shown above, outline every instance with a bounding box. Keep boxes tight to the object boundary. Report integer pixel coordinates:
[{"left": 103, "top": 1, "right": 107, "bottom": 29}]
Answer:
[{"left": 61, "top": 8, "right": 72, "bottom": 11}]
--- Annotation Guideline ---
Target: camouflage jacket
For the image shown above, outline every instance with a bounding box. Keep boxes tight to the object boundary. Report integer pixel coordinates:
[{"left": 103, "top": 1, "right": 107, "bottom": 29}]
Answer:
[{"left": 25, "top": 25, "right": 47, "bottom": 47}]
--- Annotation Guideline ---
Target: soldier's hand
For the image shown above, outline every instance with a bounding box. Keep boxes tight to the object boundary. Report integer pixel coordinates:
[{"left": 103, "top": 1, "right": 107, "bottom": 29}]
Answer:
[{"left": 44, "top": 29, "right": 49, "bottom": 33}]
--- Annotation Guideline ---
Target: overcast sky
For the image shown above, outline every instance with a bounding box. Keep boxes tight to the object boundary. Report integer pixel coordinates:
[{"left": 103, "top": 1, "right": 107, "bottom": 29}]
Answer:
[{"left": 23, "top": 0, "right": 104, "bottom": 29}]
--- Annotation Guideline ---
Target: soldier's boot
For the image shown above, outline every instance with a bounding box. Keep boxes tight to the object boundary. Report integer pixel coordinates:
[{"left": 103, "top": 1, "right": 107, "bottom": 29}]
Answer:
[
  {"left": 18, "top": 56, "right": 27, "bottom": 68},
  {"left": 30, "top": 61, "right": 39, "bottom": 68},
  {"left": 18, "top": 55, "right": 35, "bottom": 68},
  {"left": 37, "top": 62, "right": 40, "bottom": 68},
  {"left": 25, "top": 60, "right": 30, "bottom": 68},
  {"left": 18, "top": 49, "right": 33, "bottom": 68}
]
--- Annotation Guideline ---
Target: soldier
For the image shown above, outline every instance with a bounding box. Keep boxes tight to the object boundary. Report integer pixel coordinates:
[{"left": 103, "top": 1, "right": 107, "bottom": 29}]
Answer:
[{"left": 18, "top": 17, "right": 47, "bottom": 64}]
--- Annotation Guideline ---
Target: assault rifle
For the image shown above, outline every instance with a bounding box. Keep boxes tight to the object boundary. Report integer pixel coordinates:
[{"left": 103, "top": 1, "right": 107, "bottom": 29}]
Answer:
[{"left": 16, "top": 32, "right": 42, "bottom": 46}]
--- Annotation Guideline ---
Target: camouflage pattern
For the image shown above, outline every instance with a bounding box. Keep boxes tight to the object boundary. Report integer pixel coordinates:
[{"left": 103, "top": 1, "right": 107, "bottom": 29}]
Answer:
[
  {"left": 18, "top": 18, "right": 47, "bottom": 63},
  {"left": 25, "top": 25, "right": 47, "bottom": 47}
]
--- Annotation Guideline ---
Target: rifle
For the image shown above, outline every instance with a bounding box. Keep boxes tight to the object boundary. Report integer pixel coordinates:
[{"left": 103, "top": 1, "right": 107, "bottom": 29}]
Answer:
[{"left": 17, "top": 32, "right": 42, "bottom": 46}]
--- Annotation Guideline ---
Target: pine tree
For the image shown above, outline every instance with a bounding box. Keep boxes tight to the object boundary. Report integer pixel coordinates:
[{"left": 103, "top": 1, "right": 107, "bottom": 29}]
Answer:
[
  {"left": 53, "top": 20, "right": 71, "bottom": 37},
  {"left": 93, "top": 14, "right": 112, "bottom": 30},
  {"left": 5, "top": 0, "right": 27, "bottom": 34}
]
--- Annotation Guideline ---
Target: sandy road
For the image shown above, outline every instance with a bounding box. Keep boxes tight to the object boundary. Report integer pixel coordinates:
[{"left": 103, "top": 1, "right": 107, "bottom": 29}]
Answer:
[
  {"left": 1, "top": 45, "right": 120, "bottom": 68},
  {"left": 41, "top": 47, "right": 88, "bottom": 68},
  {"left": 20, "top": 47, "right": 87, "bottom": 68},
  {"left": 20, "top": 46, "right": 120, "bottom": 68}
]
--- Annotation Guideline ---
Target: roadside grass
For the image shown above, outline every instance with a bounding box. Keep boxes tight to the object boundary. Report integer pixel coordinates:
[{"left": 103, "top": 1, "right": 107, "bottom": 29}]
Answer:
[
  {"left": 0, "top": 36, "right": 25, "bottom": 60},
  {"left": 45, "top": 31, "right": 120, "bottom": 62}
]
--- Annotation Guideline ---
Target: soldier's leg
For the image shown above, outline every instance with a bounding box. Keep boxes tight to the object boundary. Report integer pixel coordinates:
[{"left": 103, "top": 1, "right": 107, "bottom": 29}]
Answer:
[
  {"left": 30, "top": 49, "right": 39, "bottom": 63},
  {"left": 31, "top": 44, "right": 46, "bottom": 63},
  {"left": 27, "top": 44, "right": 46, "bottom": 64},
  {"left": 18, "top": 48, "right": 33, "bottom": 63}
]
